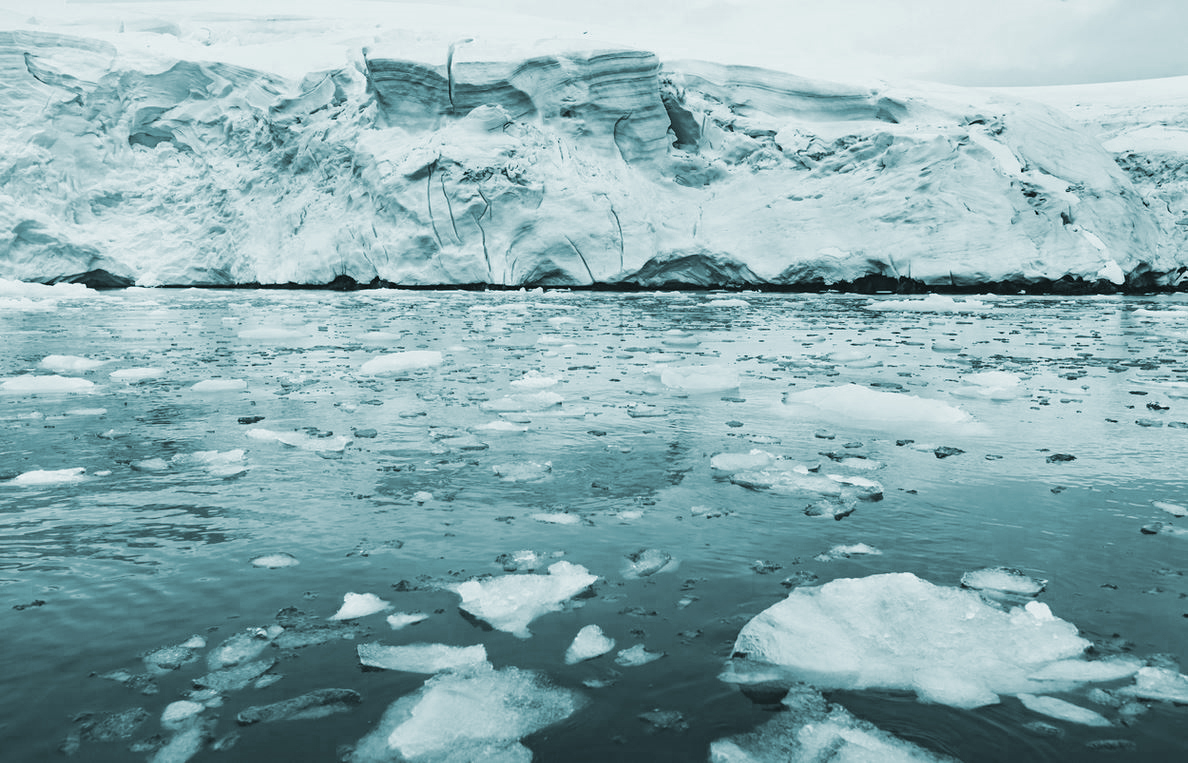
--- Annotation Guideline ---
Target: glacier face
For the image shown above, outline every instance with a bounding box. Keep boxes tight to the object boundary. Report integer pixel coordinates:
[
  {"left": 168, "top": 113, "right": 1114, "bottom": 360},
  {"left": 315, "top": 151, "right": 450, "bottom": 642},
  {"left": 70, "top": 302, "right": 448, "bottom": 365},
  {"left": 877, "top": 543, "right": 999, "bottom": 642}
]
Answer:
[{"left": 0, "top": 10, "right": 1182, "bottom": 288}]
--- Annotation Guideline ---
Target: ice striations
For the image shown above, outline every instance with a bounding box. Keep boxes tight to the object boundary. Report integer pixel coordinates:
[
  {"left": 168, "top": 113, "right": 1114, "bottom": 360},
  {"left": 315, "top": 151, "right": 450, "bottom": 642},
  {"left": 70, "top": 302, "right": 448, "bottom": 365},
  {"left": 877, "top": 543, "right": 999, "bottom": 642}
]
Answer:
[{"left": 0, "top": 4, "right": 1181, "bottom": 289}]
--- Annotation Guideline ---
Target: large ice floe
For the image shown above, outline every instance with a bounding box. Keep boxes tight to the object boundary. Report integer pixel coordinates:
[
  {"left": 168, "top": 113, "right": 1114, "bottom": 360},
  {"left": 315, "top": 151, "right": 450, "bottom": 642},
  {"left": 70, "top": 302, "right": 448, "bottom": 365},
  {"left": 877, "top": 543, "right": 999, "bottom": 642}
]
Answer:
[
  {"left": 349, "top": 664, "right": 585, "bottom": 763},
  {"left": 781, "top": 384, "right": 974, "bottom": 428},
  {"left": 723, "top": 573, "right": 1141, "bottom": 710},
  {"left": 1, "top": 3, "right": 1185, "bottom": 289},
  {"left": 449, "top": 561, "right": 598, "bottom": 638}
]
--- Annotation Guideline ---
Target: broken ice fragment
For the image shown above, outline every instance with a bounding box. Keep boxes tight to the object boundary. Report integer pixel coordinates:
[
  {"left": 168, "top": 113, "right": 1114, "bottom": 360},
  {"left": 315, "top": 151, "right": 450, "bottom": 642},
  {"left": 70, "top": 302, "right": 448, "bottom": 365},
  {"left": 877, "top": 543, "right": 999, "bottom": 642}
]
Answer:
[
  {"left": 358, "top": 642, "right": 488, "bottom": 673},
  {"left": 727, "top": 573, "right": 1103, "bottom": 709},
  {"left": 190, "top": 379, "right": 247, "bottom": 392},
  {"left": 359, "top": 350, "right": 443, "bottom": 375},
  {"left": 109, "top": 367, "right": 164, "bottom": 383},
  {"left": 1, "top": 374, "right": 95, "bottom": 394},
  {"left": 237, "top": 689, "right": 362, "bottom": 725},
  {"left": 348, "top": 665, "right": 584, "bottom": 763},
  {"left": 1017, "top": 694, "right": 1112, "bottom": 727},
  {"left": 960, "top": 567, "right": 1047, "bottom": 597},
  {"left": 386, "top": 612, "right": 429, "bottom": 630},
  {"left": 450, "top": 561, "right": 598, "bottom": 638},
  {"left": 782, "top": 384, "right": 973, "bottom": 426},
  {"left": 193, "top": 658, "right": 277, "bottom": 692},
  {"left": 1116, "top": 666, "right": 1188, "bottom": 703},
  {"left": 815, "top": 543, "right": 881, "bottom": 561},
  {"left": 1154, "top": 500, "right": 1188, "bottom": 517},
  {"left": 40, "top": 355, "right": 106, "bottom": 373},
  {"left": 250, "top": 552, "right": 299, "bottom": 569},
  {"left": 493, "top": 460, "right": 552, "bottom": 482},
  {"left": 161, "top": 701, "right": 205, "bottom": 730},
  {"left": 9, "top": 467, "right": 87, "bottom": 486},
  {"left": 614, "top": 644, "right": 664, "bottom": 667},
  {"left": 660, "top": 365, "right": 740, "bottom": 392},
  {"left": 207, "top": 627, "right": 280, "bottom": 670},
  {"left": 565, "top": 625, "right": 616, "bottom": 664},
  {"left": 622, "top": 548, "right": 674, "bottom": 578},
  {"left": 330, "top": 592, "right": 392, "bottom": 621}
]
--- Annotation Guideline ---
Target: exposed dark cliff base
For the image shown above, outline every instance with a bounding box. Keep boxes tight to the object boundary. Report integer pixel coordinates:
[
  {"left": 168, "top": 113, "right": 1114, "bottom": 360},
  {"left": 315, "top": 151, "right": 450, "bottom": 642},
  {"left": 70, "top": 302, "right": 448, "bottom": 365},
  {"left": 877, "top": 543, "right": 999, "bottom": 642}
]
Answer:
[{"left": 148, "top": 269, "right": 1188, "bottom": 295}]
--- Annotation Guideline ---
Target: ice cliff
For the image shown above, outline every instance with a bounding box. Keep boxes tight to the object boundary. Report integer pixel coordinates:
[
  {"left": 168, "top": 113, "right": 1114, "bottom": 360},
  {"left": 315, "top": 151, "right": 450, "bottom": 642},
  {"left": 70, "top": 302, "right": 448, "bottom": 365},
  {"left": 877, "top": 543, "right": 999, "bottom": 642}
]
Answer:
[{"left": 1, "top": 9, "right": 1184, "bottom": 289}]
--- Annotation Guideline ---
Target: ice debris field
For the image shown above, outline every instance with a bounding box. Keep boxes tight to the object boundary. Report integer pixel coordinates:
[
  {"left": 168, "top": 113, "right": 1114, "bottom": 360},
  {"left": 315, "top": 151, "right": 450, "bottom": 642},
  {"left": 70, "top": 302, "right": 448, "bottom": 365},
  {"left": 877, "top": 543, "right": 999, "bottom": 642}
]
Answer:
[{"left": 2, "top": 284, "right": 1188, "bottom": 762}]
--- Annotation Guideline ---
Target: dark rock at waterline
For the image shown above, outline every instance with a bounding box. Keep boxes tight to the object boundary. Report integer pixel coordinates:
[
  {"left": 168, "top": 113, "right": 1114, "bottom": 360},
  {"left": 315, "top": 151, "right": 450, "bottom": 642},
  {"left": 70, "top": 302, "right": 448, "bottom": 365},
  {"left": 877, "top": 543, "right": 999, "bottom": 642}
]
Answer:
[
  {"left": 933, "top": 446, "right": 964, "bottom": 459},
  {"left": 238, "top": 415, "right": 265, "bottom": 424},
  {"left": 781, "top": 571, "right": 819, "bottom": 589},
  {"left": 12, "top": 599, "right": 47, "bottom": 610},
  {"left": 1140, "top": 522, "right": 1163, "bottom": 535},
  {"left": 1046, "top": 453, "right": 1077, "bottom": 463},
  {"left": 237, "top": 688, "right": 362, "bottom": 725}
]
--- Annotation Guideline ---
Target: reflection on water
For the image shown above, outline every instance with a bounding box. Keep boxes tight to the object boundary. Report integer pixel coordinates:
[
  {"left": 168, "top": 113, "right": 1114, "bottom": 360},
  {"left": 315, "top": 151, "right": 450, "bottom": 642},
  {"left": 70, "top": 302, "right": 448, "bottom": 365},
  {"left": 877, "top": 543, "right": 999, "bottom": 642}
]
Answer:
[{"left": 1, "top": 290, "right": 1186, "bottom": 761}]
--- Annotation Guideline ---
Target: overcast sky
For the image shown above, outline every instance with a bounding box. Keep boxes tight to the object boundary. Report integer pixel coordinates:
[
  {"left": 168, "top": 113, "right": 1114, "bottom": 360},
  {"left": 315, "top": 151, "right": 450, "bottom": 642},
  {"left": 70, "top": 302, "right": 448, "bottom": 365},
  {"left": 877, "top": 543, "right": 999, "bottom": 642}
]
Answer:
[{"left": 447, "top": 0, "right": 1188, "bottom": 86}]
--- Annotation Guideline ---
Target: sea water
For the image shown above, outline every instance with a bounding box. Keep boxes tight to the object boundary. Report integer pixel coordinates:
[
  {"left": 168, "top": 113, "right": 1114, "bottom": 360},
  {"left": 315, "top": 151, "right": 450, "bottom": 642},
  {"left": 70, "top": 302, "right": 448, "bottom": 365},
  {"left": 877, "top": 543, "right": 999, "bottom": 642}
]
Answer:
[{"left": 1, "top": 289, "right": 1186, "bottom": 761}]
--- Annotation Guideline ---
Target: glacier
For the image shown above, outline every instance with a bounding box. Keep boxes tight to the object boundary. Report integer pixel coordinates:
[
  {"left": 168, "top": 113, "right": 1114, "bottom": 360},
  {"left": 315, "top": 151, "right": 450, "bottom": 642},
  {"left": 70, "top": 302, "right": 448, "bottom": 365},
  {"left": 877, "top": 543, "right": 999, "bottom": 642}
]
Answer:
[{"left": 1, "top": 3, "right": 1186, "bottom": 290}]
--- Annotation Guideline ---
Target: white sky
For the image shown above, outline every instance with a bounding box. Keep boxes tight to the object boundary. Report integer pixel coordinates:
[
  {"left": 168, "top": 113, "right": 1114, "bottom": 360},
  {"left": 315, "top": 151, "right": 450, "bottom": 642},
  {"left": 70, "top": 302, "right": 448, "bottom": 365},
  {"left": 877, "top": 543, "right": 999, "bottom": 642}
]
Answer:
[{"left": 7, "top": 0, "right": 1188, "bottom": 86}]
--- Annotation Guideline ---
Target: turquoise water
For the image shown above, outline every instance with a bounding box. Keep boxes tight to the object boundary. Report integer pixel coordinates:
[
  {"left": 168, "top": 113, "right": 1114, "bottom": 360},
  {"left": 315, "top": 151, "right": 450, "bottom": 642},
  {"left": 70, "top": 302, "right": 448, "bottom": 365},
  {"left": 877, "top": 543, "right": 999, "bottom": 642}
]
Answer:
[{"left": 1, "top": 289, "right": 1186, "bottom": 761}]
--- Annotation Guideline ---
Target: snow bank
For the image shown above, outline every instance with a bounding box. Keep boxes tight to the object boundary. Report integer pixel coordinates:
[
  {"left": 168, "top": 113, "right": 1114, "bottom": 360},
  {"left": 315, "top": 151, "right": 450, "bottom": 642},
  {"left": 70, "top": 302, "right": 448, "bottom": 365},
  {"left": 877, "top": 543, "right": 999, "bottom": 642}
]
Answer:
[{"left": 727, "top": 572, "right": 1117, "bottom": 709}]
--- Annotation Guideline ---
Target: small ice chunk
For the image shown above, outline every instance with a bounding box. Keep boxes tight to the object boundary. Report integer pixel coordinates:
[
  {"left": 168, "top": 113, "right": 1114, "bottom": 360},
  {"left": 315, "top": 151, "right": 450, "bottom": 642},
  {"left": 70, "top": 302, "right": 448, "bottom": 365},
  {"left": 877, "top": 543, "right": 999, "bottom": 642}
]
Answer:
[
  {"left": 1029, "top": 657, "right": 1142, "bottom": 683},
  {"left": 783, "top": 384, "right": 972, "bottom": 426},
  {"left": 621, "top": 548, "right": 675, "bottom": 578},
  {"left": 1153, "top": 501, "right": 1188, "bottom": 517},
  {"left": 40, "top": 355, "right": 105, "bottom": 373},
  {"left": 194, "top": 658, "right": 277, "bottom": 692},
  {"left": 565, "top": 625, "right": 616, "bottom": 664},
  {"left": 109, "top": 367, "right": 165, "bottom": 383},
  {"left": 614, "top": 644, "right": 664, "bottom": 667},
  {"left": 477, "top": 420, "right": 529, "bottom": 432},
  {"left": 493, "top": 461, "right": 552, "bottom": 482},
  {"left": 864, "top": 294, "right": 991, "bottom": 313},
  {"left": 710, "top": 449, "right": 776, "bottom": 473},
  {"left": 531, "top": 512, "right": 580, "bottom": 524},
  {"left": 250, "top": 553, "right": 299, "bottom": 569},
  {"left": 330, "top": 593, "right": 392, "bottom": 621},
  {"left": 480, "top": 390, "right": 563, "bottom": 412},
  {"left": 1017, "top": 694, "right": 1112, "bottom": 727},
  {"left": 191, "top": 379, "right": 247, "bottom": 392},
  {"left": 132, "top": 458, "right": 170, "bottom": 473},
  {"left": 66, "top": 407, "right": 107, "bottom": 416},
  {"left": 359, "top": 351, "right": 443, "bottom": 376},
  {"left": 237, "top": 688, "right": 362, "bottom": 724},
  {"left": 10, "top": 467, "right": 87, "bottom": 486},
  {"left": 207, "top": 627, "right": 280, "bottom": 670},
  {"left": 960, "top": 567, "right": 1047, "bottom": 597},
  {"left": 349, "top": 665, "right": 584, "bottom": 763},
  {"left": 660, "top": 365, "right": 740, "bottom": 392},
  {"left": 510, "top": 371, "right": 558, "bottom": 389},
  {"left": 161, "top": 701, "right": 205, "bottom": 730},
  {"left": 1, "top": 374, "right": 95, "bottom": 394},
  {"left": 247, "top": 428, "right": 351, "bottom": 452},
  {"left": 357, "top": 642, "right": 488, "bottom": 673},
  {"left": 237, "top": 327, "right": 308, "bottom": 340},
  {"left": 450, "top": 561, "right": 598, "bottom": 638},
  {"left": 1117, "top": 666, "right": 1188, "bottom": 703},
  {"left": 411, "top": 491, "right": 433, "bottom": 503},
  {"left": 815, "top": 543, "right": 882, "bottom": 561},
  {"left": 386, "top": 612, "right": 430, "bottom": 630}
]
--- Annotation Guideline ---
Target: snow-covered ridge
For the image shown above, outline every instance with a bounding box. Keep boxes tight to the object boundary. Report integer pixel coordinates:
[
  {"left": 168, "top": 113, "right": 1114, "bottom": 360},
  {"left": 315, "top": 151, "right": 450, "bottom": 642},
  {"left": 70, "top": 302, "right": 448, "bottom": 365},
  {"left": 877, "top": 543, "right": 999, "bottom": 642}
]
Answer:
[{"left": 0, "top": 4, "right": 1183, "bottom": 289}]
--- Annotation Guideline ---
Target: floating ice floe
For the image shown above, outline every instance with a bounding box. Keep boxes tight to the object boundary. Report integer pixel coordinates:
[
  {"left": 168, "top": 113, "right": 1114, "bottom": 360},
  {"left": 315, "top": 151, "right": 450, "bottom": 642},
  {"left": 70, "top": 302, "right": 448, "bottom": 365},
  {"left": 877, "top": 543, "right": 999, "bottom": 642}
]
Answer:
[
  {"left": 477, "top": 420, "right": 529, "bottom": 432},
  {"left": 237, "top": 689, "right": 362, "bottom": 724},
  {"left": 565, "top": 625, "right": 616, "bottom": 664},
  {"left": 40, "top": 355, "right": 106, "bottom": 373},
  {"left": 531, "top": 512, "right": 580, "bottom": 525},
  {"left": 724, "top": 572, "right": 1134, "bottom": 710},
  {"left": 8, "top": 467, "right": 88, "bottom": 486},
  {"left": 951, "top": 370, "right": 1025, "bottom": 401},
  {"left": 710, "top": 687, "right": 956, "bottom": 763},
  {"left": 782, "top": 384, "right": 973, "bottom": 426},
  {"left": 207, "top": 626, "right": 282, "bottom": 670},
  {"left": 450, "top": 561, "right": 598, "bottom": 638},
  {"left": 480, "top": 390, "right": 563, "bottom": 412},
  {"left": 1016, "top": 694, "right": 1112, "bottom": 727},
  {"left": 1117, "top": 666, "right": 1188, "bottom": 703},
  {"left": 236, "top": 327, "right": 309, "bottom": 340},
  {"left": 614, "top": 644, "right": 664, "bottom": 667},
  {"left": 191, "top": 378, "right": 247, "bottom": 392},
  {"left": 509, "top": 370, "right": 558, "bottom": 389},
  {"left": 1, "top": 374, "right": 95, "bottom": 394},
  {"left": 731, "top": 465, "right": 884, "bottom": 502},
  {"left": 170, "top": 449, "right": 248, "bottom": 478},
  {"left": 706, "top": 298, "right": 750, "bottom": 307},
  {"left": 660, "top": 364, "right": 740, "bottom": 392},
  {"left": 710, "top": 449, "right": 777, "bottom": 473},
  {"left": 66, "top": 407, "right": 106, "bottom": 416},
  {"left": 386, "top": 612, "right": 430, "bottom": 630},
  {"left": 863, "top": 294, "right": 993, "bottom": 313},
  {"left": 1153, "top": 500, "right": 1188, "bottom": 517},
  {"left": 161, "top": 701, "right": 205, "bottom": 731},
  {"left": 348, "top": 665, "right": 584, "bottom": 763},
  {"left": 621, "top": 548, "right": 676, "bottom": 578},
  {"left": 357, "top": 642, "right": 488, "bottom": 673},
  {"left": 247, "top": 428, "right": 351, "bottom": 452},
  {"left": 960, "top": 567, "right": 1047, "bottom": 597},
  {"left": 493, "top": 460, "right": 552, "bottom": 482},
  {"left": 360, "top": 350, "right": 443, "bottom": 375},
  {"left": 815, "top": 543, "right": 882, "bottom": 561},
  {"left": 250, "top": 552, "right": 300, "bottom": 569},
  {"left": 109, "top": 367, "right": 165, "bottom": 383},
  {"left": 330, "top": 592, "right": 392, "bottom": 621}
]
